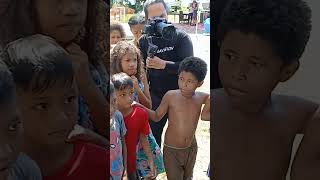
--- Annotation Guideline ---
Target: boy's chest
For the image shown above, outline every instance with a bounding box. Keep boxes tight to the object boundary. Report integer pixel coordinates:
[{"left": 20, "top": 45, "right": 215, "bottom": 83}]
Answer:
[
  {"left": 214, "top": 108, "right": 298, "bottom": 148},
  {"left": 213, "top": 107, "right": 298, "bottom": 177}
]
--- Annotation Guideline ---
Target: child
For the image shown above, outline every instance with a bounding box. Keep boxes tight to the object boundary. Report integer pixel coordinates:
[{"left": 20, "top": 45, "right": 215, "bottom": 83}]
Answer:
[
  {"left": 128, "top": 15, "right": 145, "bottom": 47},
  {"left": 190, "top": 0, "right": 198, "bottom": 25},
  {"left": 110, "top": 23, "right": 126, "bottom": 47},
  {"left": 0, "top": 61, "right": 42, "bottom": 180},
  {"left": 110, "top": 81, "right": 128, "bottom": 180},
  {"left": 3, "top": 0, "right": 109, "bottom": 139},
  {"left": 136, "top": 57, "right": 209, "bottom": 179},
  {"left": 111, "top": 73, "right": 156, "bottom": 180},
  {"left": 111, "top": 41, "right": 151, "bottom": 108},
  {"left": 111, "top": 41, "right": 165, "bottom": 179},
  {"left": 3, "top": 34, "right": 109, "bottom": 180},
  {"left": 213, "top": 0, "right": 318, "bottom": 179}
]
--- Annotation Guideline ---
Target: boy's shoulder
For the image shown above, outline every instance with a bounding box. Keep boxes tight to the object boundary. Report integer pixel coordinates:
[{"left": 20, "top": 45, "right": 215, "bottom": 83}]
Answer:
[
  {"left": 195, "top": 91, "right": 209, "bottom": 98},
  {"left": 113, "top": 110, "right": 124, "bottom": 121},
  {"left": 271, "top": 94, "right": 318, "bottom": 116},
  {"left": 213, "top": 88, "right": 318, "bottom": 118},
  {"left": 167, "top": 89, "right": 179, "bottom": 94},
  {"left": 9, "top": 153, "right": 42, "bottom": 180}
]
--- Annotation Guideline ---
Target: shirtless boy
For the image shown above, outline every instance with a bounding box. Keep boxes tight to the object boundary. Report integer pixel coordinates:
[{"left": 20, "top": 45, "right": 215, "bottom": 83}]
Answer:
[
  {"left": 213, "top": 0, "right": 318, "bottom": 179},
  {"left": 137, "top": 56, "right": 209, "bottom": 179}
]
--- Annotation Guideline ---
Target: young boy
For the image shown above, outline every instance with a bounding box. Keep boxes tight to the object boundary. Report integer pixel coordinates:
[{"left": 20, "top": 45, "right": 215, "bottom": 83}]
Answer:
[
  {"left": 213, "top": 0, "right": 317, "bottom": 179},
  {"left": 128, "top": 15, "right": 145, "bottom": 47},
  {"left": 111, "top": 73, "right": 156, "bottom": 180},
  {"left": 110, "top": 81, "right": 128, "bottom": 180},
  {"left": 2, "top": 34, "right": 109, "bottom": 180},
  {"left": 136, "top": 57, "right": 209, "bottom": 179},
  {"left": 0, "top": 61, "right": 42, "bottom": 180}
]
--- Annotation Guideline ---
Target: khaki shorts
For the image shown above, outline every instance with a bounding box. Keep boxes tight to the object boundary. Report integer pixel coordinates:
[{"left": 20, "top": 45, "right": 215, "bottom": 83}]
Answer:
[{"left": 163, "top": 139, "right": 198, "bottom": 180}]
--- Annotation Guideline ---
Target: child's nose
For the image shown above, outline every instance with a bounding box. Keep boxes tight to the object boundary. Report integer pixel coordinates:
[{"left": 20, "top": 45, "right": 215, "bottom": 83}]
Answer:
[
  {"left": 61, "top": 1, "right": 79, "bottom": 16},
  {"left": 232, "top": 63, "right": 248, "bottom": 81},
  {"left": 55, "top": 111, "right": 68, "bottom": 124}
]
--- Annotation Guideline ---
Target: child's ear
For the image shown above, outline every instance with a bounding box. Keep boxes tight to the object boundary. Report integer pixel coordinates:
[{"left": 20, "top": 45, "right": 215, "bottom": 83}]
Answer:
[{"left": 279, "top": 60, "right": 299, "bottom": 82}]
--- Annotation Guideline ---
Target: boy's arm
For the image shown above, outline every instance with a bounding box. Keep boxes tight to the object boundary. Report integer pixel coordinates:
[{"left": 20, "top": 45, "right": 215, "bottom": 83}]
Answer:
[
  {"left": 291, "top": 107, "right": 320, "bottom": 179},
  {"left": 136, "top": 92, "right": 170, "bottom": 122},
  {"left": 122, "top": 138, "right": 128, "bottom": 179},
  {"left": 140, "top": 134, "right": 157, "bottom": 178},
  {"left": 201, "top": 95, "right": 210, "bottom": 121}
]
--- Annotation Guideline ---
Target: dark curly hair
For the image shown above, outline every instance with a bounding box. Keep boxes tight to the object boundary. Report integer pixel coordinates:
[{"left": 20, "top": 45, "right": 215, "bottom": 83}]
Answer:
[
  {"left": 178, "top": 56, "right": 207, "bottom": 82},
  {"left": 111, "top": 72, "right": 134, "bottom": 91},
  {"left": 110, "top": 41, "right": 143, "bottom": 81},
  {"left": 110, "top": 23, "right": 126, "bottom": 39},
  {"left": 128, "top": 15, "right": 145, "bottom": 27},
  {"left": 219, "top": 0, "right": 312, "bottom": 64}
]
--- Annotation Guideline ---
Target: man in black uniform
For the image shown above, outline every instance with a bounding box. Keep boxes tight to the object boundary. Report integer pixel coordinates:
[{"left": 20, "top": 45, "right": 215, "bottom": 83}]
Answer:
[{"left": 139, "top": 0, "right": 194, "bottom": 147}]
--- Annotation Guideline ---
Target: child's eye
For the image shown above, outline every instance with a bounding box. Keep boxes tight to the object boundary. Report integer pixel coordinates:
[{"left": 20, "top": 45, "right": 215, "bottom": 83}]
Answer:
[
  {"left": 64, "top": 96, "right": 76, "bottom": 104},
  {"left": 33, "top": 103, "right": 48, "bottom": 111},
  {"left": 250, "top": 61, "right": 263, "bottom": 68},
  {"left": 121, "top": 94, "right": 125, "bottom": 97},
  {"left": 8, "top": 121, "right": 22, "bottom": 132},
  {"left": 225, "top": 53, "right": 237, "bottom": 61}
]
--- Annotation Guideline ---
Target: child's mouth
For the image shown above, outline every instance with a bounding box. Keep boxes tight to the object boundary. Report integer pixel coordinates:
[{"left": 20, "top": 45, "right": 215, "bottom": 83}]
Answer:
[{"left": 226, "top": 87, "right": 247, "bottom": 96}]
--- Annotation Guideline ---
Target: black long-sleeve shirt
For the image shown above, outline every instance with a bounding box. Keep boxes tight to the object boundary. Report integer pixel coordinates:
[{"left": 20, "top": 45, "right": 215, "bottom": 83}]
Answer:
[{"left": 139, "top": 29, "right": 194, "bottom": 98}]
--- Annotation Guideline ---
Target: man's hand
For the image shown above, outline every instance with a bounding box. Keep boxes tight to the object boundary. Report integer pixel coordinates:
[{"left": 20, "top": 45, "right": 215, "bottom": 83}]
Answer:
[{"left": 146, "top": 56, "right": 166, "bottom": 69}]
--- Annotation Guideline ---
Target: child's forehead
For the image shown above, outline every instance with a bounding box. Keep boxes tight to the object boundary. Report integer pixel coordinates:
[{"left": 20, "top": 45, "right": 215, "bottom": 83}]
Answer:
[
  {"left": 22, "top": 81, "right": 76, "bottom": 98},
  {"left": 179, "top": 71, "right": 198, "bottom": 80},
  {"left": 131, "top": 24, "right": 144, "bottom": 28},
  {"left": 110, "top": 30, "right": 121, "bottom": 34},
  {"left": 222, "top": 30, "right": 278, "bottom": 58},
  {"left": 179, "top": 71, "right": 196, "bottom": 78},
  {"left": 116, "top": 86, "right": 133, "bottom": 92}
]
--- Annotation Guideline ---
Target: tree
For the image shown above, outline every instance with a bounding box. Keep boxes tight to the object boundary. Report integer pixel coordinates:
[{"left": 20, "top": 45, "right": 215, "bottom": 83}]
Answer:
[{"left": 111, "top": 0, "right": 145, "bottom": 13}]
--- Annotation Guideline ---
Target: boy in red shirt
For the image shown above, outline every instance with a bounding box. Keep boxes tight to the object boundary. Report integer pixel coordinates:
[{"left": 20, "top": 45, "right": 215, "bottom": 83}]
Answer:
[
  {"left": 111, "top": 72, "right": 156, "bottom": 180},
  {"left": 2, "top": 34, "right": 109, "bottom": 180}
]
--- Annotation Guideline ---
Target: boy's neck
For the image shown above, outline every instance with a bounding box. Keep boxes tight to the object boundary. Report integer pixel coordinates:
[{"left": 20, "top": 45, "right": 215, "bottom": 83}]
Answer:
[
  {"left": 230, "top": 94, "right": 272, "bottom": 115},
  {"left": 23, "top": 140, "right": 74, "bottom": 176},
  {"left": 119, "top": 106, "right": 133, "bottom": 117},
  {"left": 180, "top": 90, "right": 196, "bottom": 99}
]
